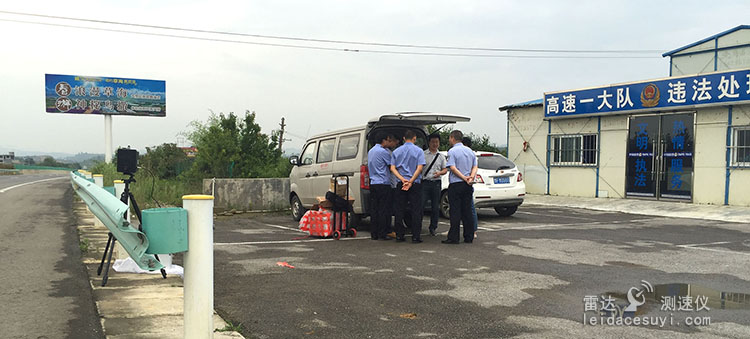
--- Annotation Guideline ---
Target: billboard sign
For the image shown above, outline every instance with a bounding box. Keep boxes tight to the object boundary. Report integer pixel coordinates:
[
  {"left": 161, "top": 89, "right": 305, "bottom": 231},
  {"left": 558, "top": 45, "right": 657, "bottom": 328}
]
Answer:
[
  {"left": 45, "top": 74, "right": 166, "bottom": 117},
  {"left": 544, "top": 68, "right": 750, "bottom": 119}
]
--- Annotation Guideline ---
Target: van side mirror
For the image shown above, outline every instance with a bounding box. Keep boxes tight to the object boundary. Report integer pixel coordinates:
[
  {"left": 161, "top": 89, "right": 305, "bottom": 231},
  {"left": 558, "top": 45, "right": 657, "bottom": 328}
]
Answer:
[{"left": 289, "top": 156, "right": 299, "bottom": 166}]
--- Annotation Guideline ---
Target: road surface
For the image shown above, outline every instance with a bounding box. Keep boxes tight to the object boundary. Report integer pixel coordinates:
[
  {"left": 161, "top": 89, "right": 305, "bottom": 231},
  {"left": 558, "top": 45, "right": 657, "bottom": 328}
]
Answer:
[
  {"left": 212, "top": 206, "right": 750, "bottom": 338},
  {"left": 0, "top": 173, "right": 104, "bottom": 339}
]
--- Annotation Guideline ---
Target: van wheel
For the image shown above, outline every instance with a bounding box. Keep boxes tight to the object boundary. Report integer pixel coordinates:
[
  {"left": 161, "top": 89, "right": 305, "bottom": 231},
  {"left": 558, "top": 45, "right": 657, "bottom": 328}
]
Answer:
[
  {"left": 440, "top": 191, "right": 450, "bottom": 219},
  {"left": 494, "top": 206, "right": 518, "bottom": 217},
  {"left": 291, "top": 195, "right": 306, "bottom": 221}
]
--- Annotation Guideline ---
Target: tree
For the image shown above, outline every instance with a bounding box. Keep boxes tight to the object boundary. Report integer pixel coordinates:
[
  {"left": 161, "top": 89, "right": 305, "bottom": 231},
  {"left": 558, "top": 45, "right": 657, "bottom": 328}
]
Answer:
[
  {"left": 426, "top": 125, "right": 505, "bottom": 155},
  {"left": 186, "top": 110, "right": 292, "bottom": 179},
  {"left": 140, "top": 143, "right": 190, "bottom": 179}
]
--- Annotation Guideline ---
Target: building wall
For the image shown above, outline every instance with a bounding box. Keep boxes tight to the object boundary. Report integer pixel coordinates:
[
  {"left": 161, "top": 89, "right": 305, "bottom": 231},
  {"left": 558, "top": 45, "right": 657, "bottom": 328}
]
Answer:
[
  {"left": 507, "top": 105, "right": 548, "bottom": 194},
  {"left": 598, "top": 115, "right": 628, "bottom": 198},
  {"left": 693, "top": 107, "right": 729, "bottom": 205},
  {"left": 548, "top": 117, "right": 599, "bottom": 197},
  {"left": 671, "top": 29, "right": 750, "bottom": 75},
  {"left": 729, "top": 105, "right": 750, "bottom": 206}
]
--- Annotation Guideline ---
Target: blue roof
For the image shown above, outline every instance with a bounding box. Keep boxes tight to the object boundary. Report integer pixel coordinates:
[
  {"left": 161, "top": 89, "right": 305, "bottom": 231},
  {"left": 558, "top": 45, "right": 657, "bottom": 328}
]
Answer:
[
  {"left": 498, "top": 98, "right": 543, "bottom": 111},
  {"left": 662, "top": 25, "right": 750, "bottom": 57}
]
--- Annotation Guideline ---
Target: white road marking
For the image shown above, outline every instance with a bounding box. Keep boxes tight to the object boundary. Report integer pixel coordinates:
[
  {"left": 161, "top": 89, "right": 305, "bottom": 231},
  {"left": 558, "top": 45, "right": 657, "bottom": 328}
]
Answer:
[
  {"left": 677, "top": 241, "right": 732, "bottom": 248},
  {"left": 515, "top": 210, "right": 597, "bottom": 221},
  {"left": 262, "top": 223, "right": 308, "bottom": 233},
  {"left": 0, "top": 176, "right": 67, "bottom": 193},
  {"left": 215, "top": 236, "right": 369, "bottom": 246},
  {"left": 677, "top": 245, "right": 750, "bottom": 256}
]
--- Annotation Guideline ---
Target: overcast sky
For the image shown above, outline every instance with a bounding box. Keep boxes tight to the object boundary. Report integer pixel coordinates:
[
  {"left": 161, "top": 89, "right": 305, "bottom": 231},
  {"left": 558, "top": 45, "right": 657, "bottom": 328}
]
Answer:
[{"left": 1, "top": 1, "right": 749, "bottom": 156}]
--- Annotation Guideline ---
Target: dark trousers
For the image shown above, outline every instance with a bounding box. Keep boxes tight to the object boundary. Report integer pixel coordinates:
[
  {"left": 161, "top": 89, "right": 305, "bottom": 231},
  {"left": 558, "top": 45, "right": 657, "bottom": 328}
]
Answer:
[
  {"left": 448, "top": 182, "right": 474, "bottom": 242},
  {"left": 369, "top": 184, "right": 392, "bottom": 238},
  {"left": 394, "top": 182, "right": 423, "bottom": 239},
  {"left": 422, "top": 180, "right": 441, "bottom": 231}
]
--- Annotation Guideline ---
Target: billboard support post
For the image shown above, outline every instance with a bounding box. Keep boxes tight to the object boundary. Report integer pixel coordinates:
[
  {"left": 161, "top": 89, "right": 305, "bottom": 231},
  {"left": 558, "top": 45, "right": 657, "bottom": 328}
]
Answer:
[{"left": 104, "top": 115, "right": 113, "bottom": 163}]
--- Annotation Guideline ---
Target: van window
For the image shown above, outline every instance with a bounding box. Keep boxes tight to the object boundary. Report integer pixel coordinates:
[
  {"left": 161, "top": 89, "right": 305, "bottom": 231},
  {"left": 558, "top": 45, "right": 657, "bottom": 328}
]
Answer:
[
  {"left": 317, "top": 138, "right": 336, "bottom": 163},
  {"left": 337, "top": 134, "right": 360, "bottom": 160},
  {"left": 300, "top": 142, "right": 316, "bottom": 165}
]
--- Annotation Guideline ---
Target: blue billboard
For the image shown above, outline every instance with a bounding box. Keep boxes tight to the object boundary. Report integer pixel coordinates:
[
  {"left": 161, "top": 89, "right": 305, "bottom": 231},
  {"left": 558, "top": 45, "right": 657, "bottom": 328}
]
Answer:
[
  {"left": 45, "top": 74, "right": 166, "bottom": 117},
  {"left": 544, "top": 68, "right": 750, "bottom": 119}
]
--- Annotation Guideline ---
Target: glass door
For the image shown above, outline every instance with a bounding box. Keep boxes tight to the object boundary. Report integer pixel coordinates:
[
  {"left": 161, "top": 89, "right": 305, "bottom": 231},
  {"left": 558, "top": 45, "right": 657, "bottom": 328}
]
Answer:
[
  {"left": 625, "top": 113, "right": 694, "bottom": 200},
  {"left": 658, "top": 114, "right": 694, "bottom": 200},
  {"left": 626, "top": 116, "right": 660, "bottom": 198}
]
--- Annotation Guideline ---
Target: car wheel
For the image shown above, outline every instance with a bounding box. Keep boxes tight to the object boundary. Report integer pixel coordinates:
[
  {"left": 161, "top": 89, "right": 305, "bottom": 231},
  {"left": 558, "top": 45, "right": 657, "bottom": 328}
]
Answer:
[
  {"left": 494, "top": 206, "right": 518, "bottom": 217},
  {"left": 440, "top": 190, "right": 450, "bottom": 219},
  {"left": 291, "top": 195, "right": 306, "bottom": 221}
]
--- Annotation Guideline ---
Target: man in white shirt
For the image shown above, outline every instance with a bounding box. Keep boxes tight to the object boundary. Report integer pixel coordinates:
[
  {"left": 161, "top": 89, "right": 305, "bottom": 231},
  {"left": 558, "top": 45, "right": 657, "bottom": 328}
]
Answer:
[{"left": 422, "top": 134, "right": 447, "bottom": 236}]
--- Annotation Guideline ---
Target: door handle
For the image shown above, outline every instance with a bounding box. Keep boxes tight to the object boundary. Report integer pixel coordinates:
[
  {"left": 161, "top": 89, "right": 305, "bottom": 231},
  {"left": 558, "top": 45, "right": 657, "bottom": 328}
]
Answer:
[{"left": 651, "top": 142, "right": 656, "bottom": 180}]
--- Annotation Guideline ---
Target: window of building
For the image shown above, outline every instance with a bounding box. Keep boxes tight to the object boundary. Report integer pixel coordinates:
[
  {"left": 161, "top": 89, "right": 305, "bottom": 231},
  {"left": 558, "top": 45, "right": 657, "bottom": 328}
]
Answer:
[
  {"left": 317, "top": 138, "right": 336, "bottom": 163},
  {"left": 300, "top": 142, "right": 316, "bottom": 165},
  {"left": 336, "top": 134, "right": 360, "bottom": 160},
  {"left": 732, "top": 127, "right": 750, "bottom": 167},
  {"left": 550, "top": 134, "right": 597, "bottom": 166}
]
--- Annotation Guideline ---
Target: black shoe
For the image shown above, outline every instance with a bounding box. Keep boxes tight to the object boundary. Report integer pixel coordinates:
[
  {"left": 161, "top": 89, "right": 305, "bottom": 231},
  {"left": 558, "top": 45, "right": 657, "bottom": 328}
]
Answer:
[
  {"left": 396, "top": 237, "right": 406, "bottom": 242},
  {"left": 371, "top": 236, "right": 379, "bottom": 240},
  {"left": 412, "top": 238, "right": 423, "bottom": 243},
  {"left": 442, "top": 239, "right": 459, "bottom": 244},
  {"left": 429, "top": 229, "right": 437, "bottom": 236},
  {"left": 464, "top": 240, "right": 473, "bottom": 244},
  {"left": 380, "top": 236, "right": 392, "bottom": 241}
]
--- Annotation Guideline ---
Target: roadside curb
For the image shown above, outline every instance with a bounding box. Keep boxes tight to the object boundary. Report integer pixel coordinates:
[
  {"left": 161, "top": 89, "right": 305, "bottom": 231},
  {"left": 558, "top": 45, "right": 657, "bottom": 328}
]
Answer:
[
  {"left": 74, "top": 199, "right": 245, "bottom": 339},
  {"left": 523, "top": 194, "right": 750, "bottom": 224}
]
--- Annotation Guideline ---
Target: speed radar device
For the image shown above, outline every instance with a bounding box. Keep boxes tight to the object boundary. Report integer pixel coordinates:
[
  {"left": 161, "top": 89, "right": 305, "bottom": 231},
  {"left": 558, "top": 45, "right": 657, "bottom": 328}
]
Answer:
[{"left": 116, "top": 148, "right": 138, "bottom": 175}]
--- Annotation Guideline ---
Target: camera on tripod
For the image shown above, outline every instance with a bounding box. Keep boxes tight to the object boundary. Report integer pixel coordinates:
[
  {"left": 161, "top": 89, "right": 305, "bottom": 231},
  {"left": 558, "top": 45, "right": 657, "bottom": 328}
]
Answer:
[{"left": 116, "top": 148, "right": 139, "bottom": 175}]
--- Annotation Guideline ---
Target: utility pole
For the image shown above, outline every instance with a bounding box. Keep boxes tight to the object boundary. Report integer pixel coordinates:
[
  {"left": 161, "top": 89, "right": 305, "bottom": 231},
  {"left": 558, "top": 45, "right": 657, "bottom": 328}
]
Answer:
[{"left": 278, "top": 117, "right": 288, "bottom": 152}]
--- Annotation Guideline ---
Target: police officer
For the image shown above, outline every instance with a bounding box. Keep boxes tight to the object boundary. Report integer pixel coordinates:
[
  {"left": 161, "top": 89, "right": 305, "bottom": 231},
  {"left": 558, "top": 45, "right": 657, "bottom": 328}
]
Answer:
[
  {"left": 390, "top": 130, "right": 426, "bottom": 243},
  {"left": 442, "top": 130, "right": 477, "bottom": 244},
  {"left": 423, "top": 134, "right": 447, "bottom": 236},
  {"left": 367, "top": 133, "right": 397, "bottom": 240}
]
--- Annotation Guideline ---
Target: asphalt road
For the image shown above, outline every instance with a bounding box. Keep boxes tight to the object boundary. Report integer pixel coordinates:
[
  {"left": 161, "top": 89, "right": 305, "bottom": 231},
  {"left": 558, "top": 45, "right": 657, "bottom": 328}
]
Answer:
[
  {"left": 214, "top": 205, "right": 750, "bottom": 339},
  {"left": 0, "top": 173, "right": 104, "bottom": 339}
]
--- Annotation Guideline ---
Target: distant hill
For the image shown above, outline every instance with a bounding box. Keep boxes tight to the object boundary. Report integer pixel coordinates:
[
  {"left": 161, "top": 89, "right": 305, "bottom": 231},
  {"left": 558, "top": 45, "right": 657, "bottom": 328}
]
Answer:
[{"left": 61, "top": 152, "right": 104, "bottom": 164}]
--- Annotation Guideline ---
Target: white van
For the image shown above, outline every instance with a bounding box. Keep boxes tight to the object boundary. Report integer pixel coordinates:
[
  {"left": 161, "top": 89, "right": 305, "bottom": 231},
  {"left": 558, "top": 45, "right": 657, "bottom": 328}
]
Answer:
[{"left": 288, "top": 112, "right": 470, "bottom": 224}]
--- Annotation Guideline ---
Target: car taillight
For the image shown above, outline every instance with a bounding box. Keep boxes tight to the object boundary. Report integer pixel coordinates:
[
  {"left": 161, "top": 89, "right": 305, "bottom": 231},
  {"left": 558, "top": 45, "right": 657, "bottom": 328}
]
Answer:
[
  {"left": 517, "top": 172, "right": 523, "bottom": 182},
  {"left": 475, "top": 174, "right": 484, "bottom": 184},
  {"left": 360, "top": 165, "right": 370, "bottom": 189}
]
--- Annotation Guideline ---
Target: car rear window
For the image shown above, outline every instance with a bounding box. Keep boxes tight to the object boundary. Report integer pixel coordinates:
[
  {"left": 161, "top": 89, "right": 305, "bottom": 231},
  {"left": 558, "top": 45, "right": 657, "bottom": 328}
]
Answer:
[{"left": 477, "top": 154, "right": 515, "bottom": 170}]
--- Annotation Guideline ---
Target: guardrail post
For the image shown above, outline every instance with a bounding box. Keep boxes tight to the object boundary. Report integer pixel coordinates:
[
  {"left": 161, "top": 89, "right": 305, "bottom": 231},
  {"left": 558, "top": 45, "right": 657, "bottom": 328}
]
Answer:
[
  {"left": 92, "top": 174, "right": 105, "bottom": 227},
  {"left": 182, "top": 195, "right": 214, "bottom": 339},
  {"left": 93, "top": 174, "right": 104, "bottom": 187},
  {"left": 112, "top": 180, "right": 129, "bottom": 259}
]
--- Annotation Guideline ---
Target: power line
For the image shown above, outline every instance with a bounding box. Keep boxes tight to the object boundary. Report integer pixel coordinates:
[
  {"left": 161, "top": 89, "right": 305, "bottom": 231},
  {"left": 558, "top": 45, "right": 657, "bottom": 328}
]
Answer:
[
  {"left": 0, "top": 9, "right": 664, "bottom": 55},
  {"left": 0, "top": 17, "right": 660, "bottom": 59}
]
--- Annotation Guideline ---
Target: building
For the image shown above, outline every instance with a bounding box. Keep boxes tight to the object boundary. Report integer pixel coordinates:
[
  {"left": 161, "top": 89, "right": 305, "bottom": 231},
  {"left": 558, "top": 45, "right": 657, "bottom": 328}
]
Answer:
[
  {"left": 0, "top": 152, "right": 14, "bottom": 164},
  {"left": 501, "top": 26, "right": 750, "bottom": 206}
]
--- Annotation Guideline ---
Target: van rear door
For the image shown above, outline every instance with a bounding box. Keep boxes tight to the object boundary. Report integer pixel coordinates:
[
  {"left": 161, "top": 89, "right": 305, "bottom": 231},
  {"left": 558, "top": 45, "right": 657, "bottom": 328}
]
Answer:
[
  {"left": 374, "top": 112, "right": 470, "bottom": 126},
  {"left": 366, "top": 112, "right": 471, "bottom": 140}
]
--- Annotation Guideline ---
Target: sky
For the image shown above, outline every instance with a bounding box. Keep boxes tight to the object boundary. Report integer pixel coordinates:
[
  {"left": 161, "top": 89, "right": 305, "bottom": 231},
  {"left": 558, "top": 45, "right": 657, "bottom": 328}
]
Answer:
[{"left": 1, "top": 0, "right": 749, "bottom": 156}]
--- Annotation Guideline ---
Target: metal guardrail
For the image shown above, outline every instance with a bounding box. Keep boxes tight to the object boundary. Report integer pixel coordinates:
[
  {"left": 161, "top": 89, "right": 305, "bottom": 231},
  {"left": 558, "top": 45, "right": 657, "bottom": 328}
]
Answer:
[
  {"left": 70, "top": 171, "right": 163, "bottom": 271},
  {"left": 16, "top": 164, "right": 79, "bottom": 171}
]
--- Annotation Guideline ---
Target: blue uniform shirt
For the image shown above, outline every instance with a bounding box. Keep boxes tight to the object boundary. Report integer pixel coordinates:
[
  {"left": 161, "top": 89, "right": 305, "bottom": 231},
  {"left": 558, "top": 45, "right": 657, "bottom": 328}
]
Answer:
[
  {"left": 446, "top": 142, "right": 477, "bottom": 184},
  {"left": 390, "top": 141, "right": 426, "bottom": 184},
  {"left": 367, "top": 144, "right": 392, "bottom": 185}
]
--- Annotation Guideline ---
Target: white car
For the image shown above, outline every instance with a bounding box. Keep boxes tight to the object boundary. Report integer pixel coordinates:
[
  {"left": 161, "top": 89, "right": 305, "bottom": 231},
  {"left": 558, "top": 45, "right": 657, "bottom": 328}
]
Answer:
[{"left": 439, "top": 151, "right": 526, "bottom": 217}]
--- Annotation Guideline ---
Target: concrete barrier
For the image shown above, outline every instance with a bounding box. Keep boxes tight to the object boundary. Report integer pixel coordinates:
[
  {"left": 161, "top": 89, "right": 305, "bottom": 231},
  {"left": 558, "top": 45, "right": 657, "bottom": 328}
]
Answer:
[{"left": 202, "top": 178, "right": 290, "bottom": 212}]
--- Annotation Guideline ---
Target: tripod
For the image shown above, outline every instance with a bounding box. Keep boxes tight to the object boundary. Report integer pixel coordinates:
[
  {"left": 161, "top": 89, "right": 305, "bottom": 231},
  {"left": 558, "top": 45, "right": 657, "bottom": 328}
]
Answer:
[{"left": 97, "top": 173, "right": 167, "bottom": 286}]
